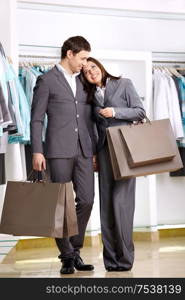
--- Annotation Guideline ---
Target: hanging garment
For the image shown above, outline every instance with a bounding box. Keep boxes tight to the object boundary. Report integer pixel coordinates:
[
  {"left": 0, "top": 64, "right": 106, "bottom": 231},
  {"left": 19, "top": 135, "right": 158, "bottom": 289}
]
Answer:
[
  {"left": 153, "top": 69, "right": 184, "bottom": 140},
  {"left": 0, "top": 82, "right": 12, "bottom": 128},
  {"left": 7, "top": 64, "right": 30, "bottom": 143},
  {"left": 5, "top": 143, "right": 25, "bottom": 181},
  {"left": 172, "top": 75, "right": 183, "bottom": 117},
  {"left": 0, "top": 153, "right": 5, "bottom": 185},
  {"left": 0, "top": 132, "right": 8, "bottom": 154},
  {"left": 170, "top": 147, "right": 185, "bottom": 176},
  {"left": 19, "top": 65, "right": 53, "bottom": 144},
  {"left": 0, "top": 45, "right": 31, "bottom": 143},
  {"left": 175, "top": 76, "right": 185, "bottom": 148},
  {"left": 170, "top": 75, "right": 185, "bottom": 176}
]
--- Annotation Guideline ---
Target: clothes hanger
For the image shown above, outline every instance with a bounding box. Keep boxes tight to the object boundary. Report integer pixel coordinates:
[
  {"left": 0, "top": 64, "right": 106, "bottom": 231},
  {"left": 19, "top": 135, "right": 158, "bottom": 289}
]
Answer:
[
  {"left": 168, "top": 67, "right": 182, "bottom": 78},
  {"left": 162, "top": 66, "right": 172, "bottom": 77}
]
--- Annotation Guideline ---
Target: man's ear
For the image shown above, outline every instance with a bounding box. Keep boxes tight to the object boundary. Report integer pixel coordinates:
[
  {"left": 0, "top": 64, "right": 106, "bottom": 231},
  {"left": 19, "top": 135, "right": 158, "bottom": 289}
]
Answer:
[{"left": 66, "top": 50, "right": 73, "bottom": 59}]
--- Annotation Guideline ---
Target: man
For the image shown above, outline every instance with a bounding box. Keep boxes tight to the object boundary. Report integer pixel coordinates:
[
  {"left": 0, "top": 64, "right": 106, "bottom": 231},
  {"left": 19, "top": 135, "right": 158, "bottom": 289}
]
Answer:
[{"left": 31, "top": 36, "right": 96, "bottom": 274}]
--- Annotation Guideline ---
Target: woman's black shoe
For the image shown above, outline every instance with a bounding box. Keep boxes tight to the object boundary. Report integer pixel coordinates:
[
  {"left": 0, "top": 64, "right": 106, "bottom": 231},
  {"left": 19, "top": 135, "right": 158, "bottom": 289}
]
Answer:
[{"left": 106, "top": 266, "right": 130, "bottom": 272}]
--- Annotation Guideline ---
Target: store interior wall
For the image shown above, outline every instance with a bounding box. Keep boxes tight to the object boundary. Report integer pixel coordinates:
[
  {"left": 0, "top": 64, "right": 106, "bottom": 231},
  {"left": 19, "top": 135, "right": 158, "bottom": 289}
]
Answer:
[
  {"left": 17, "top": 4, "right": 185, "bottom": 53},
  {"left": 18, "top": 0, "right": 185, "bottom": 14}
]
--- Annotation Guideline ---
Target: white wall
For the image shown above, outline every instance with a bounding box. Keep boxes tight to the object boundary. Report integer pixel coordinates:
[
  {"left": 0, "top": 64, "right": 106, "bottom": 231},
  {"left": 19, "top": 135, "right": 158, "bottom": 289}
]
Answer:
[
  {"left": 157, "top": 174, "right": 185, "bottom": 225},
  {"left": 17, "top": 7, "right": 185, "bottom": 52},
  {"left": 18, "top": 0, "right": 185, "bottom": 13},
  {"left": 0, "top": 0, "right": 18, "bottom": 67}
]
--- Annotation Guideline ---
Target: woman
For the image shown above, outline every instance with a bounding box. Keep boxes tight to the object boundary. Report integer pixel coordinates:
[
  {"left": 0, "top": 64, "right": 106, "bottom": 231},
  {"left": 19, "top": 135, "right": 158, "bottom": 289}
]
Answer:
[{"left": 82, "top": 57, "right": 146, "bottom": 272}]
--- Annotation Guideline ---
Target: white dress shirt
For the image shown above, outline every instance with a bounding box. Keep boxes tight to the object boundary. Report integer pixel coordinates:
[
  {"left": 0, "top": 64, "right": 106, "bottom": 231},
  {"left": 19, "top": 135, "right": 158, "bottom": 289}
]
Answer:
[{"left": 56, "top": 63, "right": 79, "bottom": 97}]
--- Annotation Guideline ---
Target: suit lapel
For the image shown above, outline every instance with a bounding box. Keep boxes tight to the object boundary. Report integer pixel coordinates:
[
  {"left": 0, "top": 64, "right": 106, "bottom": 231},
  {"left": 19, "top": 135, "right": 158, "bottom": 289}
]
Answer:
[
  {"left": 104, "top": 79, "right": 119, "bottom": 105},
  {"left": 75, "top": 76, "right": 81, "bottom": 100},
  {"left": 53, "top": 66, "right": 74, "bottom": 98}
]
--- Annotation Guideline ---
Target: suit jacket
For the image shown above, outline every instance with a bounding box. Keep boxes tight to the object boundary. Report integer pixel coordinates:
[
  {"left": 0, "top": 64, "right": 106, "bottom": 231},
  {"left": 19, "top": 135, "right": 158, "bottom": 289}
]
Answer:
[
  {"left": 94, "top": 78, "right": 146, "bottom": 151},
  {"left": 31, "top": 66, "right": 96, "bottom": 158}
]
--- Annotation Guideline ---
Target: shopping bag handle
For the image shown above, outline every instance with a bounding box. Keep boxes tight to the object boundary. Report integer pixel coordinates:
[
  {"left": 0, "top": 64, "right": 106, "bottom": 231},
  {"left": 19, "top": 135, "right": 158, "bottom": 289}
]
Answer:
[
  {"left": 132, "top": 116, "right": 151, "bottom": 125},
  {"left": 26, "top": 170, "right": 48, "bottom": 182},
  {"left": 145, "top": 116, "right": 152, "bottom": 124}
]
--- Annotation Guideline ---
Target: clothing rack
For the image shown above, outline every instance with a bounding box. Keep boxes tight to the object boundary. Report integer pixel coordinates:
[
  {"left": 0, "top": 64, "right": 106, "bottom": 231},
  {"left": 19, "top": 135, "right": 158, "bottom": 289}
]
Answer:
[
  {"left": 19, "top": 53, "right": 60, "bottom": 67},
  {"left": 19, "top": 54, "right": 60, "bottom": 59},
  {"left": 152, "top": 51, "right": 185, "bottom": 66},
  {"left": 18, "top": 44, "right": 61, "bottom": 61},
  {"left": 153, "top": 60, "right": 185, "bottom": 64}
]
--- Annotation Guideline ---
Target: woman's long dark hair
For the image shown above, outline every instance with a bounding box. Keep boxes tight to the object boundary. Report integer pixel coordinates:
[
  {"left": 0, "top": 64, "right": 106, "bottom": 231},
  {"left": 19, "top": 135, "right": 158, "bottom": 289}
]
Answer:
[{"left": 80, "top": 57, "right": 121, "bottom": 103}]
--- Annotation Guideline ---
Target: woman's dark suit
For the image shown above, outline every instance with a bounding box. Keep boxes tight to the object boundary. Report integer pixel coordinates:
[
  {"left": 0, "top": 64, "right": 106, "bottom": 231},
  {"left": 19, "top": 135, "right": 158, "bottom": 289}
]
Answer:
[{"left": 94, "top": 78, "right": 146, "bottom": 270}]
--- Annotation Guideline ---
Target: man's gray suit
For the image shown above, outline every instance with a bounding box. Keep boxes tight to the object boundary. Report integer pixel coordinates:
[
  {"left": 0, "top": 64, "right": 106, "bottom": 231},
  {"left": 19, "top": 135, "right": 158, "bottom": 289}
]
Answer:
[
  {"left": 94, "top": 78, "right": 146, "bottom": 270},
  {"left": 31, "top": 66, "right": 96, "bottom": 259}
]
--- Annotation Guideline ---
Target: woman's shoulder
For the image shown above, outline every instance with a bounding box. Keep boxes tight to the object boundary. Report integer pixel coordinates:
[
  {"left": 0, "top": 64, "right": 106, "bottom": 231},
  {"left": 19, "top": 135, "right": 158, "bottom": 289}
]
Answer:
[
  {"left": 109, "top": 77, "right": 132, "bottom": 87},
  {"left": 118, "top": 77, "right": 132, "bottom": 84}
]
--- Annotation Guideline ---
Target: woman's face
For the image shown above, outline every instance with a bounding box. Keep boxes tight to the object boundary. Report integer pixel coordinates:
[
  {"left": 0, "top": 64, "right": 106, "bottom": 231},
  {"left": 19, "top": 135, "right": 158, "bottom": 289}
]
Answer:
[{"left": 83, "top": 61, "right": 102, "bottom": 86}]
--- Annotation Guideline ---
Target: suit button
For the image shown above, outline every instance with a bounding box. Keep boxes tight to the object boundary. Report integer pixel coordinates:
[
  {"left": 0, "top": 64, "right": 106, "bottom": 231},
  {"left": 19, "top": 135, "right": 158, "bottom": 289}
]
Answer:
[
  {"left": 77, "top": 114, "right": 79, "bottom": 118},
  {"left": 75, "top": 128, "right": 78, "bottom": 132}
]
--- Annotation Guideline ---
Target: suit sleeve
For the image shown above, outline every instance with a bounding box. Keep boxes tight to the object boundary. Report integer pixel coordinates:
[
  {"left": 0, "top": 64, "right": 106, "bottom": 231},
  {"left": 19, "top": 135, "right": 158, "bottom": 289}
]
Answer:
[
  {"left": 114, "top": 79, "right": 146, "bottom": 121},
  {"left": 91, "top": 121, "right": 99, "bottom": 155},
  {"left": 30, "top": 76, "right": 49, "bottom": 154}
]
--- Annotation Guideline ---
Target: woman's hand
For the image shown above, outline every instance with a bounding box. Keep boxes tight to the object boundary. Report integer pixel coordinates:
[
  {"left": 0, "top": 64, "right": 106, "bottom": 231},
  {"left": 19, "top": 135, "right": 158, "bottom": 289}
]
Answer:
[{"left": 99, "top": 107, "right": 114, "bottom": 118}]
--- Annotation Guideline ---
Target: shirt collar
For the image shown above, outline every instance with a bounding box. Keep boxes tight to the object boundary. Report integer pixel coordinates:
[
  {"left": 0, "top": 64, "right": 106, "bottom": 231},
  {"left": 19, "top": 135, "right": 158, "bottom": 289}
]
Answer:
[
  {"left": 56, "top": 63, "right": 80, "bottom": 77},
  {"left": 96, "top": 77, "right": 110, "bottom": 92}
]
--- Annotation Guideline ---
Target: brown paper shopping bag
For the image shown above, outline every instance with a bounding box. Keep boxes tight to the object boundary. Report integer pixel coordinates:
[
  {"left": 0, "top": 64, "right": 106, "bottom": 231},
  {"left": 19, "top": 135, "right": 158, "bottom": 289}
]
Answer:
[
  {"left": 0, "top": 174, "right": 78, "bottom": 238},
  {"left": 107, "top": 118, "right": 183, "bottom": 180}
]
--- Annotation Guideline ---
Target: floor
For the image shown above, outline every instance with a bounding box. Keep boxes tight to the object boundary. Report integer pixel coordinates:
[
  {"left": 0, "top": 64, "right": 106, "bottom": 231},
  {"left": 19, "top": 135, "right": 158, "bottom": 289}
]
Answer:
[
  {"left": 0, "top": 234, "right": 19, "bottom": 263},
  {"left": 0, "top": 237, "right": 185, "bottom": 278}
]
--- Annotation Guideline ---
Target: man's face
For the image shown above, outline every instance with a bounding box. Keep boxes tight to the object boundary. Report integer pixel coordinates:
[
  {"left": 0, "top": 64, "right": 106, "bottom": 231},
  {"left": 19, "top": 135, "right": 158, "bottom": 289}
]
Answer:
[{"left": 67, "top": 50, "right": 90, "bottom": 73}]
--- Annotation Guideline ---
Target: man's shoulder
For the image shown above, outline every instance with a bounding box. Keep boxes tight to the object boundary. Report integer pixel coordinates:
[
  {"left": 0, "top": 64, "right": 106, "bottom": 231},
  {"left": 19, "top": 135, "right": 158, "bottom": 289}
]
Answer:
[{"left": 38, "top": 66, "right": 57, "bottom": 81}]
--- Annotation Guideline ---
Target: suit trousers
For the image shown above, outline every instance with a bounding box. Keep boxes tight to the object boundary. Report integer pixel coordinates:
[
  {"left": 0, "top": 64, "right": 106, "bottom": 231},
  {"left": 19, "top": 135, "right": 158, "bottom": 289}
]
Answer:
[
  {"left": 48, "top": 141, "right": 94, "bottom": 260},
  {"left": 98, "top": 141, "right": 136, "bottom": 270}
]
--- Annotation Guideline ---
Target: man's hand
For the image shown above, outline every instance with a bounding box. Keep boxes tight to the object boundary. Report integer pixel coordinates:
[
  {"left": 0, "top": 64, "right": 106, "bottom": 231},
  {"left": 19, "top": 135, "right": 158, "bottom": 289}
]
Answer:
[
  {"left": 32, "top": 153, "right": 46, "bottom": 171},
  {"left": 99, "top": 107, "right": 114, "bottom": 118}
]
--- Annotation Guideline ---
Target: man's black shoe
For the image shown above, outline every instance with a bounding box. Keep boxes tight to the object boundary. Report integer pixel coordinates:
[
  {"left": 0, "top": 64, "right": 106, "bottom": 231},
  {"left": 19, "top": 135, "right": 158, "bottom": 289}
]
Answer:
[
  {"left": 106, "top": 266, "right": 130, "bottom": 272},
  {"left": 60, "top": 258, "right": 75, "bottom": 274},
  {"left": 74, "top": 255, "right": 94, "bottom": 271}
]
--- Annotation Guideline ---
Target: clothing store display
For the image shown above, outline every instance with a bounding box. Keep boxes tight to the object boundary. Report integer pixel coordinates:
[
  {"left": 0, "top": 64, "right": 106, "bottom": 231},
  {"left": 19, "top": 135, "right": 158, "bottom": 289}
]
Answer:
[
  {"left": 153, "top": 69, "right": 183, "bottom": 140},
  {"left": 170, "top": 73, "right": 185, "bottom": 176},
  {"left": 153, "top": 66, "right": 185, "bottom": 176},
  {"left": 172, "top": 75, "right": 183, "bottom": 117},
  {"left": 175, "top": 75, "right": 185, "bottom": 148},
  {"left": 0, "top": 47, "right": 30, "bottom": 143},
  {"left": 0, "top": 42, "right": 31, "bottom": 184}
]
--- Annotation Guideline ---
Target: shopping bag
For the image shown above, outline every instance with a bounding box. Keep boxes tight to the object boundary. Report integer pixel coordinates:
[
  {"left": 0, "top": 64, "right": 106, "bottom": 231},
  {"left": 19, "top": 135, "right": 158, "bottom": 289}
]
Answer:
[
  {"left": 106, "top": 118, "right": 183, "bottom": 180},
  {"left": 120, "top": 119, "right": 176, "bottom": 167},
  {"left": 0, "top": 173, "right": 78, "bottom": 238}
]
